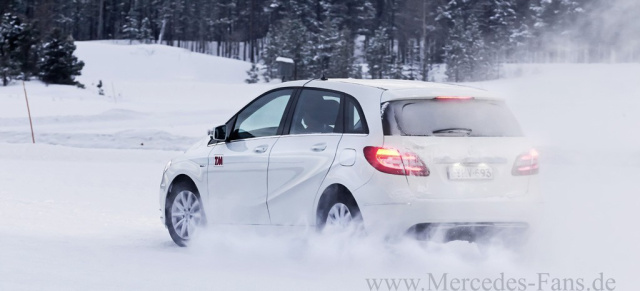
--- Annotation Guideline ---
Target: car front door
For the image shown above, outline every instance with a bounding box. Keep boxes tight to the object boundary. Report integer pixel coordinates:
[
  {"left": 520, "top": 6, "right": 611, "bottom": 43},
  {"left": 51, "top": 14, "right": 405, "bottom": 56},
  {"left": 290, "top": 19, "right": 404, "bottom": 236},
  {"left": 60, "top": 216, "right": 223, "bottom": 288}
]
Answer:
[
  {"left": 267, "top": 88, "right": 344, "bottom": 225},
  {"left": 207, "top": 88, "right": 295, "bottom": 225}
]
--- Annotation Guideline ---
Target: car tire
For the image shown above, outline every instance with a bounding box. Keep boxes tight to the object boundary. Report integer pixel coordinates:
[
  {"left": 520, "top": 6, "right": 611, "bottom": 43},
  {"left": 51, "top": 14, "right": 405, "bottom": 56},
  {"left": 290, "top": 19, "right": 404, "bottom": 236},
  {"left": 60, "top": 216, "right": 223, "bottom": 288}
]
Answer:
[
  {"left": 165, "top": 182, "right": 205, "bottom": 247},
  {"left": 317, "top": 193, "right": 363, "bottom": 233}
]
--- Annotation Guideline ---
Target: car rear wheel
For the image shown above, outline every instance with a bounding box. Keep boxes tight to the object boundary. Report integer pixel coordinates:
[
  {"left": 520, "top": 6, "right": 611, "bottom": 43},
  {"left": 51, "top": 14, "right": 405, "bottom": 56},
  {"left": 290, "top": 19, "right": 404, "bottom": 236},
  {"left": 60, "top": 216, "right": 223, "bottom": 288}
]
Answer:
[
  {"left": 166, "top": 184, "right": 204, "bottom": 246},
  {"left": 327, "top": 203, "right": 354, "bottom": 227},
  {"left": 318, "top": 194, "right": 363, "bottom": 233}
]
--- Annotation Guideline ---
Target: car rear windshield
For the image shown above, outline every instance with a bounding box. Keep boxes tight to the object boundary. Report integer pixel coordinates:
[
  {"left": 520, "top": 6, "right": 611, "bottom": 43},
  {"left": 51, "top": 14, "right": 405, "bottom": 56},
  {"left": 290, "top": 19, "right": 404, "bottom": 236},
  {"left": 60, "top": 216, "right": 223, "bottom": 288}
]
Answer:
[{"left": 381, "top": 99, "right": 523, "bottom": 137}]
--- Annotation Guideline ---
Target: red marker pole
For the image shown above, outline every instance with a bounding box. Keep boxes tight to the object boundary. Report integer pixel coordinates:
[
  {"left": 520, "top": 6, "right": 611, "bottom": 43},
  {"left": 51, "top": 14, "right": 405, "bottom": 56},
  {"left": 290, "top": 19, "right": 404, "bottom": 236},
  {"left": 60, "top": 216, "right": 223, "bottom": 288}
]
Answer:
[{"left": 22, "top": 81, "right": 35, "bottom": 144}]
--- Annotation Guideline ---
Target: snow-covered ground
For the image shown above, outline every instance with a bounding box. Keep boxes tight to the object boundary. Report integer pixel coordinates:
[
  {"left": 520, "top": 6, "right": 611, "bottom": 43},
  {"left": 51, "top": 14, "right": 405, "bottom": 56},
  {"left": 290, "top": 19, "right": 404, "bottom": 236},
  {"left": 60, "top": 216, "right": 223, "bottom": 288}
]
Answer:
[
  {"left": 1, "top": 42, "right": 639, "bottom": 290},
  {"left": 0, "top": 42, "right": 264, "bottom": 150}
]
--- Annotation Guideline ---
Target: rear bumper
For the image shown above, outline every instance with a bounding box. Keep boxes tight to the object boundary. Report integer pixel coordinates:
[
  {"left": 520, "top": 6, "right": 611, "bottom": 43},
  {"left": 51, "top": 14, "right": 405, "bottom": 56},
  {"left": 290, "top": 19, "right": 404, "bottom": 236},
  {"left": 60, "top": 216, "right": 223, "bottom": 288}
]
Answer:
[
  {"left": 352, "top": 169, "right": 540, "bottom": 237},
  {"left": 359, "top": 192, "right": 539, "bottom": 234}
]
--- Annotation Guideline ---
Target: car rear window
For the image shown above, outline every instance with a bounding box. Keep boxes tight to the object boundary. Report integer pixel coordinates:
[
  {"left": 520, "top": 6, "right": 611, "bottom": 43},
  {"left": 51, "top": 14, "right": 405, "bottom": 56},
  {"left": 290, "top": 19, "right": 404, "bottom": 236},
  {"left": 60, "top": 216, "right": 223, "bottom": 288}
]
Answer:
[{"left": 381, "top": 99, "right": 523, "bottom": 137}]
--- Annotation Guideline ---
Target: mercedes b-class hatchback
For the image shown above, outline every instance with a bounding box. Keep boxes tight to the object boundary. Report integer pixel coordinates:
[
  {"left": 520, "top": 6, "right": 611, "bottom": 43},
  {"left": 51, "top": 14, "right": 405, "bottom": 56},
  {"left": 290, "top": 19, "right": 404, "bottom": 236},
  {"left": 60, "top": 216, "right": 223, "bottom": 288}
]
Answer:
[{"left": 159, "top": 79, "right": 540, "bottom": 246}]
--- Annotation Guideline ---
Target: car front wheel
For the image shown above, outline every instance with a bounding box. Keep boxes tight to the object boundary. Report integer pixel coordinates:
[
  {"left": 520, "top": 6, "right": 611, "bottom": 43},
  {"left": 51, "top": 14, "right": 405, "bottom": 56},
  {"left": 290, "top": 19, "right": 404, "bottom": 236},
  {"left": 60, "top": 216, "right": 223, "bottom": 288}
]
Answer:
[{"left": 166, "top": 184, "right": 204, "bottom": 246}]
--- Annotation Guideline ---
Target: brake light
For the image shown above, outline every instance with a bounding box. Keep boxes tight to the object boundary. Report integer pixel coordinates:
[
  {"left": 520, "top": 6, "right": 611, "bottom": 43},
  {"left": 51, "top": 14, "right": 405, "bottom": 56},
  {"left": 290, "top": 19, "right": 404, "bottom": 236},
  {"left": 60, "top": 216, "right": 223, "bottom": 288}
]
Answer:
[
  {"left": 363, "top": 146, "right": 430, "bottom": 176},
  {"left": 512, "top": 149, "right": 539, "bottom": 176},
  {"left": 435, "top": 96, "right": 474, "bottom": 100}
]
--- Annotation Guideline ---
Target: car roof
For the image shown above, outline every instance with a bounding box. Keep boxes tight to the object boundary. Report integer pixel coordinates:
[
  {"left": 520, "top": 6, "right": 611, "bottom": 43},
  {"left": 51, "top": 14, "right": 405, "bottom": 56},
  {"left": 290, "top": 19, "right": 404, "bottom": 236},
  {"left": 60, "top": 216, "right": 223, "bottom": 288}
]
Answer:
[
  {"left": 270, "top": 79, "right": 501, "bottom": 102},
  {"left": 327, "top": 79, "right": 498, "bottom": 101}
]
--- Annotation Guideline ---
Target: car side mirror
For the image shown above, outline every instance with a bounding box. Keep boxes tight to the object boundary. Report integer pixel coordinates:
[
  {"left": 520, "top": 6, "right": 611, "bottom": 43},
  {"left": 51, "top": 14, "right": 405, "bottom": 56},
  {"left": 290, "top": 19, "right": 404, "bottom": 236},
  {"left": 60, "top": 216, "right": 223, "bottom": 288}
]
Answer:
[{"left": 209, "top": 125, "right": 227, "bottom": 142}]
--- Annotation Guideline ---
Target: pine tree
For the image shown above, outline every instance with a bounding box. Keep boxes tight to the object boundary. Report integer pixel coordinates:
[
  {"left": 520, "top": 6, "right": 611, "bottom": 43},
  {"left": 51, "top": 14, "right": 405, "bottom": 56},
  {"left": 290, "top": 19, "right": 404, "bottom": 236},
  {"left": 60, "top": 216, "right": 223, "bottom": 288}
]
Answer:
[
  {"left": 535, "top": 0, "right": 585, "bottom": 62},
  {"left": 261, "top": 17, "right": 310, "bottom": 80},
  {"left": 389, "top": 57, "right": 406, "bottom": 79},
  {"left": 406, "top": 39, "right": 421, "bottom": 80},
  {"left": 439, "top": 0, "right": 488, "bottom": 82},
  {"left": 0, "top": 13, "right": 22, "bottom": 86},
  {"left": 139, "top": 17, "right": 153, "bottom": 43},
  {"left": 478, "top": 0, "right": 517, "bottom": 77},
  {"left": 349, "top": 0, "right": 376, "bottom": 36},
  {"left": 539, "top": 0, "right": 583, "bottom": 36},
  {"left": 328, "top": 28, "right": 359, "bottom": 78},
  {"left": 365, "top": 27, "right": 391, "bottom": 79},
  {"left": 245, "top": 63, "right": 260, "bottom": 84},
  {"left": 122, "top": 7, "right": 140, "bottom": 43},
  {"left": 156, "top": 0, "right": 172, "bottom": 44},
  {"left": 16, "top": 21, "right": 40, "bottom": 80},
  {"left": 314, "top": 19, "right": 341, "bottom": 77},
  {"left": 39, "top": 28, "right": 85, "bottom": 85}
]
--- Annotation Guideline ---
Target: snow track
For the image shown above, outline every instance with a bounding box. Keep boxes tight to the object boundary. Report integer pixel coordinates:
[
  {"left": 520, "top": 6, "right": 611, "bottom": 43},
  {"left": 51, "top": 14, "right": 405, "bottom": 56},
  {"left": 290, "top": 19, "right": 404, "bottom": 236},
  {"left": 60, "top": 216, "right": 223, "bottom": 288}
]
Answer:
[{"left": 1, "top": 42, "right": 639, "bottom": 290}]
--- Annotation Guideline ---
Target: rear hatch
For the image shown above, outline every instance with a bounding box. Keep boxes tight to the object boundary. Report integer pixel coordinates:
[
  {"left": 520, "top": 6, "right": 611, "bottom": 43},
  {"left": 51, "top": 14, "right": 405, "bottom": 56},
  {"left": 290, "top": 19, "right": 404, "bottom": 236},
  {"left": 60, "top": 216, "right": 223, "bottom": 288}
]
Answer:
[{"left": 381, "top": 98, "right": 536, "bottom": 199}]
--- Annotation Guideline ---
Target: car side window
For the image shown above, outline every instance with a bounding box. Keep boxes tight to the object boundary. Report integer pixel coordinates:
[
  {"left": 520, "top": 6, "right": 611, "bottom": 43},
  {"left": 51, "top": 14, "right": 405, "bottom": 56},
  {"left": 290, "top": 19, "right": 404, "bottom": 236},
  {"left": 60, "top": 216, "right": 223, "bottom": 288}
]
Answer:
[
  {"left": 290, "top": 89, "right": 342, "bottom": 134},
  {"left": 344, "top": 97, "right": 369, "bottom": 134},
  {"left": 230, "top": 89, "right": 293, "bottom": 140}
]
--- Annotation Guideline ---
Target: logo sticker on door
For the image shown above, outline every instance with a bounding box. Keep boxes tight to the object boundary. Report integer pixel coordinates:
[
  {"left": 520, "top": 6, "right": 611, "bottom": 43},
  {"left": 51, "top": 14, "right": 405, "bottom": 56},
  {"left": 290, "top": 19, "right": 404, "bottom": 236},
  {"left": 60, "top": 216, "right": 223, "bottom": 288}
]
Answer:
[{"left": 213, "top": 155, "right": 224, "bottom": 166}]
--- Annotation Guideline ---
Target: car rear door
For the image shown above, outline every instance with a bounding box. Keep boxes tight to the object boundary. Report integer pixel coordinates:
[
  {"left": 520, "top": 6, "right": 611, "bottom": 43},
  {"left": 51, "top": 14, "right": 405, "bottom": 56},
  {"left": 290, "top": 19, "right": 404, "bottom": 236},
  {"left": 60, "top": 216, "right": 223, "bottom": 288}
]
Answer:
[
  {"left": 266, "top": 88, "right": 344, "bottom": 225},
  {"left": 207, "top": 88, "right": 295, "bottom": 225}
]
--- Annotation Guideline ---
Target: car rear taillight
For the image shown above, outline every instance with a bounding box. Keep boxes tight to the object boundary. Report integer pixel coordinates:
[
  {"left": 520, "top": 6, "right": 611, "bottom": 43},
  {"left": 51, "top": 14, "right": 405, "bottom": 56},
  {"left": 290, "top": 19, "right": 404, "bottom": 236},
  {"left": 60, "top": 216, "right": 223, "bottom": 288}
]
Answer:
[
  {"left": 512, "top": 149, "right": 539, "bottom": 176},
  {"left": 363, "top": 146, "right": 430, "bottom": 176}
]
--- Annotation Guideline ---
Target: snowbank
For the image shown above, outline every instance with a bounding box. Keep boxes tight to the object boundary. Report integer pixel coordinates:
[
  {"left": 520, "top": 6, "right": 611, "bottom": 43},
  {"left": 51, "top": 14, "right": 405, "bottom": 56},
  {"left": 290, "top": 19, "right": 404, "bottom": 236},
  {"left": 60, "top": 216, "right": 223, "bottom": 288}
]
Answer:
[{"left": 75, "top": 41, "right": 252, "bottom": 84}]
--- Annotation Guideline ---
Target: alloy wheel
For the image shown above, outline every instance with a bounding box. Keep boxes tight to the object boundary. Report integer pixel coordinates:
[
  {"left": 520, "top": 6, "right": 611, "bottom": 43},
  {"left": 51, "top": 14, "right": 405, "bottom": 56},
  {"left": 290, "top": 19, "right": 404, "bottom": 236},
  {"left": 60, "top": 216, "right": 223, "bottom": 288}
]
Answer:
[
  {"left": 170, "top": 190, "right": 202, "bottom": 240},
  {"left": 326, "top": 203, "right": 353, "bottom": 227}
]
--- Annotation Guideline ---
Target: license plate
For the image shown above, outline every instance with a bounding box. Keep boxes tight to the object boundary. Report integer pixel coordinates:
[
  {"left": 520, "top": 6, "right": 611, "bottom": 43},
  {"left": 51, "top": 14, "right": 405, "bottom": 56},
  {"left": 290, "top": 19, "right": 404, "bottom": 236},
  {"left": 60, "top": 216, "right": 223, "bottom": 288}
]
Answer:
[{"left": 447, "top": 164, "right": 494, "bottom": 180}]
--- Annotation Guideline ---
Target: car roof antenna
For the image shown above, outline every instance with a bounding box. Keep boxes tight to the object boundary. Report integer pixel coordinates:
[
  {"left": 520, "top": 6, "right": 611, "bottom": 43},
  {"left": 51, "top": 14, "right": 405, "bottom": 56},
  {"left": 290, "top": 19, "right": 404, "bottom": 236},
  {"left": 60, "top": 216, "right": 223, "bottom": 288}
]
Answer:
[{"left": 320, "top": 73, "right": 328, "bottom": 81}]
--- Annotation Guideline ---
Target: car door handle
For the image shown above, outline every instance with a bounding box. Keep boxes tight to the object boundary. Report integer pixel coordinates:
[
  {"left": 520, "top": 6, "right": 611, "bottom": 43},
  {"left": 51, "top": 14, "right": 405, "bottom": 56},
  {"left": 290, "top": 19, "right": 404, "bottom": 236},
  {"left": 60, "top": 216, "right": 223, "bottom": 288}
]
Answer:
[
  {"left": 311, "top": 143, "right": 327, "bottom": 152},
  {"left": 254, "top": 145, "right": 269, "bottom": 153}
]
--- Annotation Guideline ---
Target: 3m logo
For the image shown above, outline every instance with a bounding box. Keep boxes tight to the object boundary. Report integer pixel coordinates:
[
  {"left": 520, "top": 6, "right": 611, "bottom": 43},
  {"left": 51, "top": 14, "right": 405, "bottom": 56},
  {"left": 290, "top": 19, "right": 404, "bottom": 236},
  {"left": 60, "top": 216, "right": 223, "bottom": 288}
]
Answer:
[{"left": 214, "top": 155, "right": 224, "bottom": 166}]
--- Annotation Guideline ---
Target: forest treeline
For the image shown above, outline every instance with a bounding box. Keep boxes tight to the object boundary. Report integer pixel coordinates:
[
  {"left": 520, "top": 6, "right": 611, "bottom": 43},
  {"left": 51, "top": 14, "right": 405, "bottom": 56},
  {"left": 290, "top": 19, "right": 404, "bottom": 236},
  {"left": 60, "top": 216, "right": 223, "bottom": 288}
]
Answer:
[{"left": 1, "top": 0, "right": 638, "bottom": 83}]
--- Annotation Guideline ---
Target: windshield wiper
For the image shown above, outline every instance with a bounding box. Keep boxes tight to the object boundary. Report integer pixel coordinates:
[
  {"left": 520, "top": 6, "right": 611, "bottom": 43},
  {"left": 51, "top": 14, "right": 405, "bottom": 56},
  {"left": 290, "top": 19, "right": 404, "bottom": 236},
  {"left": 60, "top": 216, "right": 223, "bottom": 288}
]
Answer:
[{"left": 432, "top": 128, "right": 472, "bottom": 136}]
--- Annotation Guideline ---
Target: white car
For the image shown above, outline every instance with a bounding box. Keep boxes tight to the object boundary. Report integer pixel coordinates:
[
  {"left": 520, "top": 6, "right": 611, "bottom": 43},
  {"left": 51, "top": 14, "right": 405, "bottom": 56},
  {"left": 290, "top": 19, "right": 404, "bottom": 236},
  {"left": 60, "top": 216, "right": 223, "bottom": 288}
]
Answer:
[{"left": 159, "top": 79, "right": 540, "bottom": 246}]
